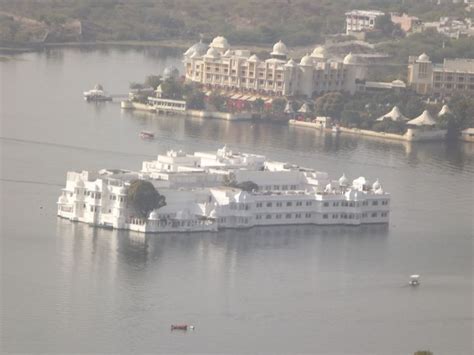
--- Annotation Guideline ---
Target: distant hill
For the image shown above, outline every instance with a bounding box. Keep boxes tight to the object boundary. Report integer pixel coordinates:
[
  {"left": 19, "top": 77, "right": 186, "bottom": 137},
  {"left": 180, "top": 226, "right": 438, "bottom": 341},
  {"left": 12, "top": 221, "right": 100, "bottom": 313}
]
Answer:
[{"left": 0, "top": 0, "right": 471, "bottom": 47}]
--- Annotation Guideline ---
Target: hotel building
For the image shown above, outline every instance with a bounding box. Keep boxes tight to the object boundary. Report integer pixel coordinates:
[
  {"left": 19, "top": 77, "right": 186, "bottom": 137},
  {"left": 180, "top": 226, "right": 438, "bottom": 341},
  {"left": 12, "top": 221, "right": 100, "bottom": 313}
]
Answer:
[
  {"left": 183, "top": 36, "right": 368, "bottom": 98},
  {"left": 407, "top": 53, "right": 474, "bottom": 97},
  {"left": 345, "top": 10, "right": 385, "bottom": 35}
]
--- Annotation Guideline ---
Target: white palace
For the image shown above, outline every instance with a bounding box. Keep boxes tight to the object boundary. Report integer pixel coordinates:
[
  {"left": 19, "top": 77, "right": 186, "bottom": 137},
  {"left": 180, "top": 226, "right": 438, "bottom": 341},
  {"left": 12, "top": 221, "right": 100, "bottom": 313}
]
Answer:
[
  {"left": 183, "top": 36, "right": 368, "bottom": 98},
  {"left": 58, "top": 147, "right": 390, "bottom": 233}
]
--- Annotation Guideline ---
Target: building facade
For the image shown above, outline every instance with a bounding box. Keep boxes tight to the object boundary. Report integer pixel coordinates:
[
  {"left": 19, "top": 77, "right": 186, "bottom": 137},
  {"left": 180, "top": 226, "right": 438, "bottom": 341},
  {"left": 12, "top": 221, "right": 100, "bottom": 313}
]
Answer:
[
  {"left": 345, "top": 10, "right": 385, "bottom": 35},
  {"left": 408, "top": 53, "right": 474, "bottom": 97},
  {"left": 57, "top": 147, "right": 391, "bottom": 233},
  {"left": 183, "top": 36, "right": 368, "bottom": 98}
]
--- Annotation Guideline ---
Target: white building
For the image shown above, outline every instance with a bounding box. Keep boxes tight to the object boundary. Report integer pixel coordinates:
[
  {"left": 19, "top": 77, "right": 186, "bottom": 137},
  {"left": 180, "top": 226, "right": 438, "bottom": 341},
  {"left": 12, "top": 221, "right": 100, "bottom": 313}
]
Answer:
[
  {"left": 345, "top": 10, "right": 385, "bottom": 35},
  {"left": 183, "top": 36, "right": 368, "bottom": 98},
  {"left": 58, "top": 147, "right": 391, "bottom": 233}
]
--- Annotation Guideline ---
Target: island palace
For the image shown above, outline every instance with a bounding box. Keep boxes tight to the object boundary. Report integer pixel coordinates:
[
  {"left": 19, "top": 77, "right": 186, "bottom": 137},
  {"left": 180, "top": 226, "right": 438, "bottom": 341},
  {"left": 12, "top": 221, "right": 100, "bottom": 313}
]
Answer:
[{"left": 58, "top": 147, "right": 390, "bottom": 233}]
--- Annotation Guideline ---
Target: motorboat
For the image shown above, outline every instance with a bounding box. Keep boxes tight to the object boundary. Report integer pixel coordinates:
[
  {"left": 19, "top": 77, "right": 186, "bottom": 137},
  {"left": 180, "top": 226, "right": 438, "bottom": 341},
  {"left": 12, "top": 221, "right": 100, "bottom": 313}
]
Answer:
[
  {"left": 409, "top": 274, "right": 420, "bottom": 286},
  {"left": 139, "top": 130, "right": 155, "bottom": 139},
  {"left": 171, "top": 324, "right": 194, "bottom": 331},
  {"left": 83, "top": 84, "right": 112, "bottom": 101},
  {"left": 332, "top": 124, "right": 341, "bottom": 134}
]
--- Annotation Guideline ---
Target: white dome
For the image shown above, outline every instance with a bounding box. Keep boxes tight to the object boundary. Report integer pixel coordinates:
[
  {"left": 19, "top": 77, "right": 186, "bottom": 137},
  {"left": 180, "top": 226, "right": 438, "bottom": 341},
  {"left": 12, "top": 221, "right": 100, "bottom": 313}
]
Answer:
[
  {"left": 311, "top": 46, "right": 327, "bottom": 58},
  {"left": 248, "top": 54, "right": 259, "bottom": 62},
  {"left": 163, "top": 66, "right": 179, "bottom": 79},
  {"left": 372, "top": 179, "right": 381, "bottom": 191},
  {"left": 149, "top": 210, "right": 160, "bottom": 220},
  {"left": 184, "top": 40, "right": 208, "bottom": 56},
  {"left": 271, "top": 40, "right": 288, "bottom": 56},
  {"left": 374, "top": 187, "right": 384, "bottom": 194},
  {"left": 339, "top": 173, "right": 349, "bottom": 187},
  {"left": 75, "top": 180, "right": 85, "bottom": 188},
  {"left": 300, "top": 54, "right": 313, "bottom": 66},
  {"left": 94, "top": 83, "right": 103, "bottom": 91},
  {"left": 284, "top": 58, "right": 297, "bottom": 67},
  {"left": 417, "top": 53, "right": 430, "bottom": 62},
  {"left": 343, "top": 52, "right": 358, "bottom": 65},
  {"left": 205, "top": 46, "right": 221, "bottom": 58},
  {"left": 210, "top": 36, "right": 229, "bottom": 50}
]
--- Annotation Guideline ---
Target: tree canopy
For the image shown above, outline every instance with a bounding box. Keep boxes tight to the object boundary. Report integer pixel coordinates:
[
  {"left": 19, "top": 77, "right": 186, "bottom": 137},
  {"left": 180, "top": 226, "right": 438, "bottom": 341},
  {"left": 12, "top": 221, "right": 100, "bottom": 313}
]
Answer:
[{"left": 127, "top": 180, "right": 166, "bottom": 219}]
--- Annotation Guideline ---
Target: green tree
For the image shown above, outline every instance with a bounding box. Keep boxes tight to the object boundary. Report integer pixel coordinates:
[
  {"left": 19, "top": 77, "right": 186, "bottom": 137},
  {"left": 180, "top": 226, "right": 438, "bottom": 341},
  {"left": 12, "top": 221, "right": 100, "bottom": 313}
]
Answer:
[
  {"left": 144, "top": 75, "right": 162, "bottom": 89},
  {"left": 161, "top": 78, "right": 184, "bottom": 99},
  {"left": 186, "top": 90, "right": 206, "bottom": 110},
  {"left": 209, "top": 92, "right": 226, "bottom": 112},
  {"left": 340, "top": 110, "right": 362, "bottom": 127},
  {"left": 271, "top": 98, "right": 286, "bottom": 114},
  {"left": 127, "top": 180, "right": 166, "bottom": 219},
  {"left": 129, "top": 82, "right": 144, "bottom": 90},
  {"left": 236, "top": 181, "right": 259, "bottom": 192},
  {"left": 252, "top": 98, "right": 265, "bottom": 113},
  {"left": 315, "top": 92, "right": 344, "bottom": 118}
]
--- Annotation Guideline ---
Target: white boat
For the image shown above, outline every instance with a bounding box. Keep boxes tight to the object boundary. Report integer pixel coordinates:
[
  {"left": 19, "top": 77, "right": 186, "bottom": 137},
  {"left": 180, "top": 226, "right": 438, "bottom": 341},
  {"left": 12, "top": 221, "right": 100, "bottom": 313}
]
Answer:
[
  {"left": 83, "top": 84, "right": 112, "bottom": 101},
  {"left": 409, "top": 274, "right": 420, "bottom": 286},
  {"left": 332, "top": 125, "right": 341, "bottom": 134}
]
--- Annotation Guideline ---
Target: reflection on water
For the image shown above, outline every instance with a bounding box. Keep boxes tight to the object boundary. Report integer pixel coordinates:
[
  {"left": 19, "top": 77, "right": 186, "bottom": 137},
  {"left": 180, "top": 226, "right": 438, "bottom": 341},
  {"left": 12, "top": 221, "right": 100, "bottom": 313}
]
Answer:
[{"left": 57, "top": 218, "right": 389, "bottom": 279}]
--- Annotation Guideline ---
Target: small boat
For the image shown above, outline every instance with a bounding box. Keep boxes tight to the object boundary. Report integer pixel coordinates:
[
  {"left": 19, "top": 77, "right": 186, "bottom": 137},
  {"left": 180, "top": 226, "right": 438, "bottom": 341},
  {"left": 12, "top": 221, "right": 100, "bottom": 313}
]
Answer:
[
  {"left": 171, "top": 324, "right": 194, "bottom": 331},
  {"left": 83, "top": 84, "right": 112, "bottom": 102},
  {"left": 139, "top": 130, "right": 155, "bottom": 139},
  {"left": 409, "top": 274, "right": 420, "bottom": 286},
  {"left": 332, "top": 124, "right": 341, "bottom": 134}
]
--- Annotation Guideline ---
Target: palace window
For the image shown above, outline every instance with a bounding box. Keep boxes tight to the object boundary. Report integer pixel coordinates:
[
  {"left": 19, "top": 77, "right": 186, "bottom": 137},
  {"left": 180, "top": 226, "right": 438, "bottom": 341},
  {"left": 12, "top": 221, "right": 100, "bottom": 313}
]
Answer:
[
  {"left": 332, "top": 214, "right": 338, "bottom": 219},
  {"left": 276, "top": 202, "right": 282, "bottom": 207},
  {"left": 282, "top": 185, "right": 288, "bottom": 190},
  {"left": 256, "top": 202, "right": 263, "bottom": 208},
  {"left": 276, "top": 214, "right": 282, "bottom": 219},
  {"left": 256, "top": 215, "right": 262, "bottom": 220},
  {"left": 323, "top": 202, "right": 329, "bottom": 207},
  {"left": 323, "top": 214, "right": 328, "bottom": 219},
  {"left": 296, "top": 201, "right": 302, "bottom": 206},
  {"left": 290, "top": 185, "right": 297, "bottom": 189},
  {"left": 372, "top": 201, "right": 378, "bottom": 206},
  {"left": 287, "top": 202, "right": 292, "bottom": 206},
  {"left": 372, "top": 212, "right": 377, "bottom": 217},
  {"left": 333, "top": 202, "right": 339, "bottom": 207},
  {"left": 295, "top": 213, "right": 301, "bottom": 219},
  {"left": 286, "top": 213, "right": 292, "bottom": 219},
  {"left": 305, "top": 213, "right": 311, "bottom": 218},
  {"left": 266, "top": 202, "right": 272, "bottom": 207},
  {"left": 266, "top": 214, "right": 272, "bottom": 219},
  {"left": 306, "top": 201, "right": 312, "bottom": 206}
]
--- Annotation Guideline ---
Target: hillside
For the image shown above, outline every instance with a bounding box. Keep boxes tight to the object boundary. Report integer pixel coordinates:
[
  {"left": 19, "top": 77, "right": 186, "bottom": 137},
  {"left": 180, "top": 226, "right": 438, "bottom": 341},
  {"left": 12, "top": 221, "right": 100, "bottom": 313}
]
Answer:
[{"left": 0, "top": 0, "right": 471, "bottom": 47}]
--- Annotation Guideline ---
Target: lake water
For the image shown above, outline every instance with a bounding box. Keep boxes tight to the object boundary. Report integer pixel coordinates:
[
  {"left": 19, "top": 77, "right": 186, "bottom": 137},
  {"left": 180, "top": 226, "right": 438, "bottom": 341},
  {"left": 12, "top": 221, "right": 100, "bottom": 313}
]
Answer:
[{"left": 1, "top": 46, "right": 473, "bottom": 354}]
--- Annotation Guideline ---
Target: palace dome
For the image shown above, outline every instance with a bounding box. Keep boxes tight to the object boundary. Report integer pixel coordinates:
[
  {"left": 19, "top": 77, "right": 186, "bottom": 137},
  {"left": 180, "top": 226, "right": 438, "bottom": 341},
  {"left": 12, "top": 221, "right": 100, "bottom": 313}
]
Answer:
[
  {"left": 248, "top": 54, "right": 259, "bottom": 62},
  {"left": 163, "top": 66, "right": 179, "bottom": 79},
  {"left": 205, "top": 46, "right": 221, "bottom": 58},
  {"left": 300, "top": 54, "right": 313, "bottom": 66},
  {"left": 75, "top": 180, "right": 85, "bottom": 188},
  {"left": 339, "top": 173, "right": 349, "bottom": 186},
  {"left": 210, "top": 36, "right": 230, "bottom": 50},
  {"left": 284, "top": 58, "right": 297, "bottom": 67},
  {"left": 94, "top": 83, "right": 104, "bottom": 91},
  {"left": 343, "top": 52, "right": 358, "bottom": 65},
  {"left": 311, "top": 46, "right": 327, "bottom": 58},
  {"left": 184, "top": 40, "right": 208, "bottom": 57},
  {"left": 271, "top": 40, "right": 288, "bottom": 56},
  {"left": 417, "top": 53, "right": 430, "bottom": 62},
  {"left": 372, "top": 179, "right": 381, "bottom": 191},
  {"left": 149, "top": 210, "right": 159, "bottom": 220}
]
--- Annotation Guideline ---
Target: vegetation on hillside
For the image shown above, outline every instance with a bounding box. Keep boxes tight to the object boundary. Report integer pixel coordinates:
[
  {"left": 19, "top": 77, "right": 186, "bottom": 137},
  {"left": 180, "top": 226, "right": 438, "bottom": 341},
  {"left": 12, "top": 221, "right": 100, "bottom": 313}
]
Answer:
[{"left": 0, "top": 0, "right": 471, "bottom": 46}]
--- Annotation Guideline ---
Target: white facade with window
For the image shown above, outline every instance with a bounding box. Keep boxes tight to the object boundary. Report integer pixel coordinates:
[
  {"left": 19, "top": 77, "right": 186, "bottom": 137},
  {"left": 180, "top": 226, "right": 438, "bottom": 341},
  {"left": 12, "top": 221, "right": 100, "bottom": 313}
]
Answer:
[
  {"left": 183, "top": 36, "right": 368, "bottom": 97},
  {"left": 345, "top": 10, "right": 385, "bottom": 34},
  {"left": 58, "top": 146, "right": 390, "bottom": 233}
]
